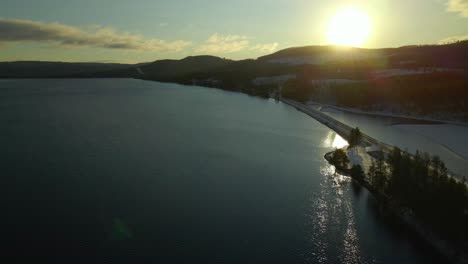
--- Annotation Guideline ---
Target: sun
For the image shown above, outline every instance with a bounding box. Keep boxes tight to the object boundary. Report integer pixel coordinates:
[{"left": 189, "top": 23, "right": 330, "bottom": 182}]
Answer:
[{"left": 326, "top": 7, "right": 371, "bottom": 47}]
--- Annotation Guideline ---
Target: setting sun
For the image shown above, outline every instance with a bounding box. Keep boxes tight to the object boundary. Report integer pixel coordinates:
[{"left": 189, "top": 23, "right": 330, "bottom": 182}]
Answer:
[{"left": 326, "top": 7, "right": 371, "bottom": 47}]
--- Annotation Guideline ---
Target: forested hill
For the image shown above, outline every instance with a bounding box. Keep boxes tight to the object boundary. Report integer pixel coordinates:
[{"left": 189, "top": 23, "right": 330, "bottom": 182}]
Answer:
[
  {"left": 0, "top": 61, "right": 134, "bottom": 78},
  {"left": 259, "top": 41, "right": 468, "bottom": 69},
  {"left": 2, "top": 41, "right": 468, "bottom": 120},
  {"left": 137, "top": 55, "right": 235, "bottom": 81}
]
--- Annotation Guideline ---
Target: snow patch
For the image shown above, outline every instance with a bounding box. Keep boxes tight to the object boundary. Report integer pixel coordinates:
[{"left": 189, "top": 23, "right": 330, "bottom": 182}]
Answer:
[
  {"left": 347, "top": 146, "right": 376, "bottom": 174},
  {"left": 252, "top": 74, "right": 296, "bottom": 86},
  {"left": 373, "top": 68, "right": 463, "bottom": 78}
]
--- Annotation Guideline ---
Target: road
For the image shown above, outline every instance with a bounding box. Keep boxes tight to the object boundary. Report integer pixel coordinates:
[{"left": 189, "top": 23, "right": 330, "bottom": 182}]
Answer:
[{"left": 281, "top": 98, "right": 467, "bottom": 185}]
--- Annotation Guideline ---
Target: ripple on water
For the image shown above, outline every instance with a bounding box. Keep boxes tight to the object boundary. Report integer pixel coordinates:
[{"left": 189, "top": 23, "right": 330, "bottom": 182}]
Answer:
[{"left": 304, "top": 163, "right": 367, "bottom": 264}]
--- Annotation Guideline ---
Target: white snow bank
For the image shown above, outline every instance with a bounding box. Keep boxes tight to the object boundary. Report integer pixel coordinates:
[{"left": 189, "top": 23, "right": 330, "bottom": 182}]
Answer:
[{"left": 373, "top": 68, "right": 463, "bottom": 78}]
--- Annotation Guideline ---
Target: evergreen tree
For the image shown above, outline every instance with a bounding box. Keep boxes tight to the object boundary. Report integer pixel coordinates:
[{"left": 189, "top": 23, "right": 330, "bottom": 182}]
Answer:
[
  {"left": 330, "top": 149, "right": 349, "bottom": 169},
  {"left": 348, "top": 127, "right": 361, "bottom": 148},
  {"left": 350, "top": 164, "right": 364, "bottom": 181},
  {"left": 374, "top": 152, "right": 388, "bottom": 191}
]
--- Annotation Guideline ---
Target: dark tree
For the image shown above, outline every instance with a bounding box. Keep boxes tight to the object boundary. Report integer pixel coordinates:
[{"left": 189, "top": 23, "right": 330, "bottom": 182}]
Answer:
[
  {"left": 330, "top": 149, "right": 349, "bottom": 170},
  {"left": 348, "top": 127, "right": 362, "bottom": 148},
  {"left": 373, "top": 152, "right": 388, "bottom": 191},
  {"left": 350, "top": 164, "right": 365, "bottom": 181}
]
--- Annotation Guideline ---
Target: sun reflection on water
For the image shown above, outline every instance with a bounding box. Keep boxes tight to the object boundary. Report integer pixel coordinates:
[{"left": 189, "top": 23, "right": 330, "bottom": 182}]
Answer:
[
  {"left": 304, "top": 161, "right": 363, "bottom": 263},
  {"left": 323, "top": 131, "right": 349, "bottom": 149}
]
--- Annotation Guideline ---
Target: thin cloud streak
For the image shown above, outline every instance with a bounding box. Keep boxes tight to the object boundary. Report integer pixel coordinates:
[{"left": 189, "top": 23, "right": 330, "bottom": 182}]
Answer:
[
  {"left": 195, "top": 33, "right": 278, "bottom": 54},
  {"left": 438, "top": 35, "right": 468, "bottom": 44},
  {"left": 447, "top": 0, "right": 468, "bottom": 17},
  {"left": 196, "top": 33, "right": 249, "bottom": 53},
  {"left": 0, "top": 18, "right": 191, "bottom": 52},
  {"left": 250, "top": 43, "right": 279, "bottom": 53}
]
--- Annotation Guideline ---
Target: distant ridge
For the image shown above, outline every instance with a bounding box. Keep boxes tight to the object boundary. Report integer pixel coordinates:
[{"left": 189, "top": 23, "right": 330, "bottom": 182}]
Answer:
[
  {"left": 0, "top": 61, "right": 133, "bottom": 78},
  {"left": 2, "top": 40, "right": 468, "bottom": 79}
]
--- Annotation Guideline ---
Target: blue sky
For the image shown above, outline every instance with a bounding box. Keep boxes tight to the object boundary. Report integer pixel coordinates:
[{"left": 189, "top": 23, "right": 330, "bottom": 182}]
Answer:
[{"left": 1, "top": 0, "right": 468, "bottom": 63}]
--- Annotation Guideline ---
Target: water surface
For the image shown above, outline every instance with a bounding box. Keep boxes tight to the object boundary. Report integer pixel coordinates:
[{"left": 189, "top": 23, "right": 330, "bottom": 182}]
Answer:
[{"left": 1, "top": 79, "right": 442, "bottom": 263}]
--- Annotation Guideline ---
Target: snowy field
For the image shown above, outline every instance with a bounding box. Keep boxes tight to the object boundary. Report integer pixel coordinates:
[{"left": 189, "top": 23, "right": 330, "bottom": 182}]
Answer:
[
  {"left": 317, "top": 106, "right": 468, "bottom": 177},
  {"left": 393, "top": 124, "right": 468, "bottom": 160},
  {"left": 372, "top": 68, "right": 463, "bottom": 78}
]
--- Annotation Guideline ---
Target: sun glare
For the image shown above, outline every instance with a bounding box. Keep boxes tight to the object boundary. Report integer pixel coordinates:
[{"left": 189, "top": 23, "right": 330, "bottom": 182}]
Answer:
[{"left": 326, "top": 7, "right": 371, "bottom": 47}]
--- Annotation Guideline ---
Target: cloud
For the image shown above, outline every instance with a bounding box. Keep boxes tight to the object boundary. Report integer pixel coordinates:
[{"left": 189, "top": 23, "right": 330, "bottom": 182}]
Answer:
[
  {"left": 207, "top": 33, "right": 247, "bottom": 43},
  {"left": 447, "top": 0, "right": 468, "bottom": 17},
  {"left": 438, "top": 35, "right": 468, "bottom": 44},
  {"left": 195, "top": 33, "right": 249, "bottom": 53},
  {"left": 0, "top": 18, "right": 191, "bottom": 52},
  {"left": 250, "top": 43, "right": 279, "bottom": 53},
  {"left": 195, "top": 33, "right": 279, "bottom": 55}
]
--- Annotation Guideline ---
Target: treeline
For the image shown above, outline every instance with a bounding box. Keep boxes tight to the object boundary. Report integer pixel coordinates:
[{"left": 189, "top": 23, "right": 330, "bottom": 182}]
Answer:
[
  {"left": 142, "top": 58, "right": 299, "bottom": 98},
  {"left": 369, "top": 148, "right": 468, "bottom": 247},
  {"left": 328, "top": 137, "right": 468, "bottom": 248},
  {"left": 281, "top": 71, "right": 468, "bottom": 119},
  {"left": 329, "top": 72, "right": 468, "bottom": 114}
]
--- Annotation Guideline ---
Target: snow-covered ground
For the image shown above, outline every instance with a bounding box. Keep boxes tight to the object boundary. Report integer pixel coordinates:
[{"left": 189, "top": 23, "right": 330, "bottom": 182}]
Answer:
[
  {"left": 306, "top": 101, "right": 468, "bottom": 126},
  {"left": 394, "top": 124, "right": 468, "bottom": 159},
  {"left": 372, "top": 68, "right": 463, "bottom": 78},
  {"left": 315, "top": 105, "right": 468, "bottom": 177},
  {"left": 252, "top": 74, "right": 296, "bottom": 86},
  {"left": 347, "top": 146, "right": 375, "bottom": 174}
]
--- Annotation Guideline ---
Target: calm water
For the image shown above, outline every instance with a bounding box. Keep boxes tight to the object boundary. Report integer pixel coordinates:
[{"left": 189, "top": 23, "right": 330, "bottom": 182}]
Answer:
[{"left": 1, "top": 79, "right": 442, "bottom": 263}]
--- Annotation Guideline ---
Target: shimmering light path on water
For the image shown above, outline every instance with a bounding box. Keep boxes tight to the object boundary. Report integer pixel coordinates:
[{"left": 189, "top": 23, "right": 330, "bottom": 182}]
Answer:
[{"left": 0, "top": 79, "right": 442, "bottom": 263}]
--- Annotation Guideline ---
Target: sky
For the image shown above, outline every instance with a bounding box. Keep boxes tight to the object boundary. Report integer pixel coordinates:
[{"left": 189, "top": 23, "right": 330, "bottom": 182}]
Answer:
[{"left": 1, "top": 0, "right": 468, "bottom": 63}]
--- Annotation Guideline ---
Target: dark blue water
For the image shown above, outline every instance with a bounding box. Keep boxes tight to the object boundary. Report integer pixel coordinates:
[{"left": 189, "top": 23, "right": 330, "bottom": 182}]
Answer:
[{"left": 0, "top": 79, "right": 441, "bottom": 263}]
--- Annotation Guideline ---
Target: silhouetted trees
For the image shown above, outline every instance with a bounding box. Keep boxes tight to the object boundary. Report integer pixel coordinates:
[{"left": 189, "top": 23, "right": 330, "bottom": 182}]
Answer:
[
  {"left": 380, "top": 147, "right": 468, "bottom": 245},
  {"left": 368, "top": 152, "right": 388, "bottom": 191},
  {"left": 281, "top": 71, "right": 468, "bottom": 120},
  {"left": 329, "top": 148, "right": 349, "bottom": 170},
  {"left": 327, "top": 144, "right": 468, "bottom": 247},
  {"left": 350, "top": 164, "right": 365, "bottom": 181},
  {"left": 348, "top": 127, "right": 361, "bottom": 148}
]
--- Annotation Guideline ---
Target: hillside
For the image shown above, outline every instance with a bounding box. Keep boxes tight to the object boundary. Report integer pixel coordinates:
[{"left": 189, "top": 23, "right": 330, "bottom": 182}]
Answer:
[
  {"left": 1, "top": 41, "right": 468, "bottom": 120},
  {"left": 0, "top": 61, "right": 134, "bottom": 78},
  {"left": 138, "top": 55, "right": 234, "bottom": 81}
]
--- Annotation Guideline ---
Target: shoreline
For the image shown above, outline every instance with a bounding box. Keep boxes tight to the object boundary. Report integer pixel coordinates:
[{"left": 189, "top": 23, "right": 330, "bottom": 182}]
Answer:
[
  {"left": 308, "top": 101, "right": 468, "bottom": 127},
  {"left": 324, "top": 150, "right": 468, "bottom": 264},
  {"left": 282, "top": 96, "right": 467, "bottom": 263},
  {"left": 283, "top": 98, "right": 467, "bottom": 183}
]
